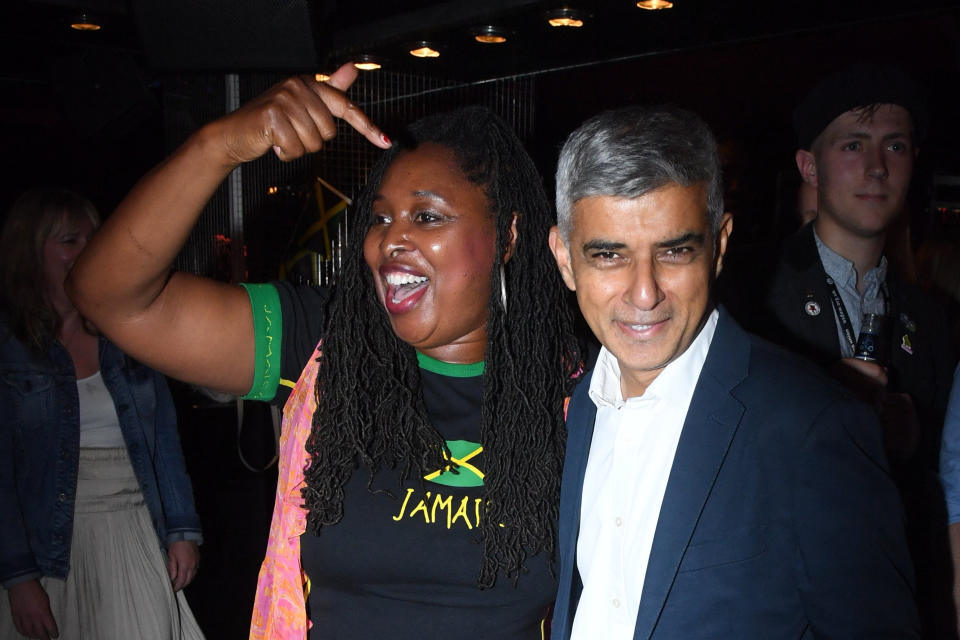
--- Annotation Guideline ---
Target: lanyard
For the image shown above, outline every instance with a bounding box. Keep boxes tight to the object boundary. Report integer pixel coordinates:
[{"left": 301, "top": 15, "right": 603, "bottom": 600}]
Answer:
[{"left": 823, "top": 275, "right": 889, "bottom": 352}]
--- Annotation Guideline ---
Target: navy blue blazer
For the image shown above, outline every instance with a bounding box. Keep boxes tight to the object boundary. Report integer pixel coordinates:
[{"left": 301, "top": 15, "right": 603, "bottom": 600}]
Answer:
[{"left": 553, "top": 308, "right": 919, "bottom": 639}]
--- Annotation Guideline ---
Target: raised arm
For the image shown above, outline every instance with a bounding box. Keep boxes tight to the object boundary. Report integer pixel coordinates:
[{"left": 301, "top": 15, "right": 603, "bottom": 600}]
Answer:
[{"left": 67, "top": 64, "right": 389, "bottom": 395}]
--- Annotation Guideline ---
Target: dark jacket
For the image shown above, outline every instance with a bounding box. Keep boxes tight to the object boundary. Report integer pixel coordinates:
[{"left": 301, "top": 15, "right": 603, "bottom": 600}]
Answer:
[
  {"left": 731, "top": 223, "right": 955, "bottom": 473},
  {"left": 552, "top": 308, "right": 919, "bottom": 639}
]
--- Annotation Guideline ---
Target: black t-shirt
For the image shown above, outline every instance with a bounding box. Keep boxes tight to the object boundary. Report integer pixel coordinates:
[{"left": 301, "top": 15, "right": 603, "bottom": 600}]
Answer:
[
  {"left": 271, "top": 282, "right": 555, "bottom": 640},
  {"left": 269, "top": 281, "right": 334, "bottom": 407}
]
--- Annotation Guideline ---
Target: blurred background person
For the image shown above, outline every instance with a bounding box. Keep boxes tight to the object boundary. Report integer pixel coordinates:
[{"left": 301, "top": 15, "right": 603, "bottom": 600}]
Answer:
[
  {"left": 726, "top": 63, "right": 956, "bottom": 637},
  {"left": 0, "top": 188, "right": 204, "bottom": 640},
  {"left": 942, "top": 363, "right": 960, "bottom": 638},
  {"left": 917, "top": 232, "right": 960, "bottom": 354}
]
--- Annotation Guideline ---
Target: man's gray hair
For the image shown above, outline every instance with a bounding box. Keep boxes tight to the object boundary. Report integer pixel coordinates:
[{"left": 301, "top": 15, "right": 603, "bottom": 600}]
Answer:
[{"left": 555, "top": 105, "right": 724, "bottom": 240}]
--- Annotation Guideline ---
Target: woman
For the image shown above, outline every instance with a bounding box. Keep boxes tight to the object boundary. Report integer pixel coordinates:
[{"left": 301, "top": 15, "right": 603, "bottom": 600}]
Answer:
[
  {"left": 67, "top": 64, "right": 580, "bottom": 638},
  {"left": 0, "top": 189, "right": 204, "bottom": 640}
]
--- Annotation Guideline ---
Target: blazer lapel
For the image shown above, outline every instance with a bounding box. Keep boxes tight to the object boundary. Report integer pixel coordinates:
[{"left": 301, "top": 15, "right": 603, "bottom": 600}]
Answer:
[
  {"left": 561, "top": 373, "right": 597, "bottom": 539},
  {"left": 554, "top": 370, "right": 597, "bottom": 639},
  {"left": 632, "top": 310, "right": 748, "bottom": 640},
  {"left": 774, "top": 223, "right": 843, "bottom": 363}
]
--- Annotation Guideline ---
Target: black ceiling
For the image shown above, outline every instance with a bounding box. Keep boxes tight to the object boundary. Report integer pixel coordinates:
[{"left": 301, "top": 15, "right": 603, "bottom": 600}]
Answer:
[
  {"left": 6, "top": 0, "right": 960, "bottom": 81},
  {"left": 321, "top": 0, "right": 960, "bottom": 81},
  {"left": 3, "top": 0, "right": 960, "bottom": 212}
]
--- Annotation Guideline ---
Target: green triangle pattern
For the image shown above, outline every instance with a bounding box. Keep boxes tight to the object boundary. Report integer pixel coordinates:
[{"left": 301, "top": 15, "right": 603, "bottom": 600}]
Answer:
[{"left": 427, "top": 439, "right": 484, "bottom": 487}]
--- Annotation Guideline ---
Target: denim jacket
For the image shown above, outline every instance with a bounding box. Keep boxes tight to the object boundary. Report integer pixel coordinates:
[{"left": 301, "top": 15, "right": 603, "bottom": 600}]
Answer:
[{"left": 0, "top": 323, "right": 202, "bottom": 588}]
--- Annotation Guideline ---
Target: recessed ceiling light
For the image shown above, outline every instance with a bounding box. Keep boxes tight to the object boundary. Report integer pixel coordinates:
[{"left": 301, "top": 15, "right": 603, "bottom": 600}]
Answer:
[
  {"left": 70, "top": 13, "right": 101, "bottom": 31},
  {"left": 636, "top": 0, "right": 673, "bottom": 9},
  {"left": 547, "top": 8, "right": 585, "bottom": 27},
  {"left": 409, "top": 41, "right": 440, "bottom": 58},
  {"left": 473, "top": 26, "right": 507, "bottom": 44},
  {"left": 353, "top": 55, "right": 382, "bottom": 71}
]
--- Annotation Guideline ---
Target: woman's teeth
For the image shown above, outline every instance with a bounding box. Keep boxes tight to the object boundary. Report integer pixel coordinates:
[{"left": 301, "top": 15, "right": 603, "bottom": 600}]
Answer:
[
  {"left": 385, "top": 273, "right": 428, "bottom": 286},
  {"left": 386, "top": 273, "right": 429, "bottom": 303}
]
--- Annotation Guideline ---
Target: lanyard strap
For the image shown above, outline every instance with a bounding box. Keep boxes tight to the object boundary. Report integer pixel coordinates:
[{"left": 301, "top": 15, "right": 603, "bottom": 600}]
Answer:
[{"left": 823, "top": 275, "right": 889, "bottom": 352}]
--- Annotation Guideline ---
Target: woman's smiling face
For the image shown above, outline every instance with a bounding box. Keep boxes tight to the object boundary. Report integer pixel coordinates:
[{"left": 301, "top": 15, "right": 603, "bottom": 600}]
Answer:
[{"left": 363, "top": 143, "right": 498, "bottom": 363}]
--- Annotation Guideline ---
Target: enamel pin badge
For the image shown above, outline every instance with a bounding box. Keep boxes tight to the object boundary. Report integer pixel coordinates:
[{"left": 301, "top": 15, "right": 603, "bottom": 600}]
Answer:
[
  {"left": 805, "top": 300, "right": 821, "bottom": 317},
  {"left": 901, "top": 334, "right": 913, "bottom": 355}
]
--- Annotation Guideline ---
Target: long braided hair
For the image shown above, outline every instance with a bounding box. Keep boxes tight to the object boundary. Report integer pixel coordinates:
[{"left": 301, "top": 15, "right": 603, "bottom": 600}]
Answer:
[{"left": 302, "top": 106, "right": 581, "bottom": 587}]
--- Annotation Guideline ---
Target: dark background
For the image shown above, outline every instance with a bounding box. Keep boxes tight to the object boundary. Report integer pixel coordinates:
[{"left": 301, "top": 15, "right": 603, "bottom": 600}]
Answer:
[
  {"left": 4, "top": 0, "right": 960, "bottom": 223},
  {"left": 4, "top": 1, "right": 960, "bottom": 636}
]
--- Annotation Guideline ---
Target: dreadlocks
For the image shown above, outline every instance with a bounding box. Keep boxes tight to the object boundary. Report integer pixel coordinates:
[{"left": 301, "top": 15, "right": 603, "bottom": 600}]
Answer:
[{"left": 302, "top": 106, "right": 581, "bottom": 588}]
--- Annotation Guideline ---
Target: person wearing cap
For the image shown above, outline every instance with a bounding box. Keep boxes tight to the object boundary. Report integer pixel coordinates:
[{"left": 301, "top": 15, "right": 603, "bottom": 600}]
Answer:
[{"left": 731, "top": 64, "right": 956, "bottom": 635}]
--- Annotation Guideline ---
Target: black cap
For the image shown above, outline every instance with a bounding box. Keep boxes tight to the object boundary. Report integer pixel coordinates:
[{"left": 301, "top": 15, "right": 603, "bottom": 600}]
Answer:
[{"left": 792, "top": 64, "right": 926, "bottom": 149}]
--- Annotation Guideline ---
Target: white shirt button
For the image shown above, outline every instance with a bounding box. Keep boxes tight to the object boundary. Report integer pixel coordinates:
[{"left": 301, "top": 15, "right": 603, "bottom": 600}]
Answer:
[
  {"left": 615, "top": 517, "right": 623, "bottom": 527},
  {"left": 612, "top": 598, "right": 620, "bottom": 608}
]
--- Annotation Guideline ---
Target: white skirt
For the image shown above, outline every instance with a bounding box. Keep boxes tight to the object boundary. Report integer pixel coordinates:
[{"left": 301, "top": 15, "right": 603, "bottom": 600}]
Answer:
[{"left": 1, "top": 447, "right": 205, "bottom": 640}]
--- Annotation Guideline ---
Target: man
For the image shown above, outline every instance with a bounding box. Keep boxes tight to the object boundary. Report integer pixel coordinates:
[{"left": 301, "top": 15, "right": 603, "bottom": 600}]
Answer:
[
  {"left": 733, "top": 65, "right": 956, "bottom": 635},
  {"left": 755, "top": 65, "right": 952, "bottom": 452},
  {"left": 548, "top": 106, "right": 918, "bottom": 639}
]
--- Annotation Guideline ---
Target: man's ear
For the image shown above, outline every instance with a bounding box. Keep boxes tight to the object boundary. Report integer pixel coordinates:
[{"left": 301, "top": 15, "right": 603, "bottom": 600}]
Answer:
[
  {"left": 548, "top": 226, "right": 576, "bottom": 292},
  {"left": 795, "top": 149, "right": 818, "bottom": 188},
  {"left": 503, "top": 213, "right": 519, "bottom": 264},
  {"left": 713, "top": 212, "right": 734, "bottom": 277}
]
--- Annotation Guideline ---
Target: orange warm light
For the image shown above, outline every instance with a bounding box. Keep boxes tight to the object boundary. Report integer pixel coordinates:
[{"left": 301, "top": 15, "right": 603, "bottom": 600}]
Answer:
[
  {"left": 473, "top": 26, "right": 507, "bottom": 44},
  {"left": 410, "top": 46, "right": 440, "bottom": 58},
  {"left": 637, "top": 0, "right": 673, "bottom": 9},
  {"left": 70, "top": 14, "right": 101, "bottom": 30},
  {"left": 549, "top": 17, "right": 583, "bottom": 27},
  {"left": 547, "top": 8, "right": 587, "bottom": 28}
]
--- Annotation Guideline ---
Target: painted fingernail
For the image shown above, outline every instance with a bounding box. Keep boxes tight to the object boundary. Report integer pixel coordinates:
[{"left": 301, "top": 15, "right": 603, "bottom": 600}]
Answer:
[{"left": 381, "top": 133, "right": 391, "bottom": 146}]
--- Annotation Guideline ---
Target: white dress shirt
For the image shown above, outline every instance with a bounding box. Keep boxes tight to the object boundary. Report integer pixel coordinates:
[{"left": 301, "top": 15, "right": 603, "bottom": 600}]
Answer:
[{"left": 571, "top": 309, "right": 719, "bottom": 640}]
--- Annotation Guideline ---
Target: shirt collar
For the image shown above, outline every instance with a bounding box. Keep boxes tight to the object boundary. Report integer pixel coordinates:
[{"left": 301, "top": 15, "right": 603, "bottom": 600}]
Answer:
[
  {"left": 813, "top": 226, "right": 887, "bottom": 292},
  {"left": 588, "top": 308, "right": 720, "bottom": 409}
]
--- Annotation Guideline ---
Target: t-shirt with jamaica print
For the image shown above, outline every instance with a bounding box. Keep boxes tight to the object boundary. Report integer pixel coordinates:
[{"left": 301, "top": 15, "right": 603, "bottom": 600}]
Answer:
[{"left": 269, "top": 282, "right": 556, "bottom": 640}]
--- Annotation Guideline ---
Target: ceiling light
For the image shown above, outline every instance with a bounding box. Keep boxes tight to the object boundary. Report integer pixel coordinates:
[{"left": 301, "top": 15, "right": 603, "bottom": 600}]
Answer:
[
  {"left": 547, "top": 8, "right": 585, "bottom": 27},
  {"left": 314, "top": 73, "right": 330, "bottom": 82},
  {"left": 636, "top": 0, "right": 673, "bottom": 9},
  {"left": 353, "top": 55, "right": 382, "bottom": 71},
  {"left": 70, "top": 13, "right": 101, "bottom": 31},
  {"left": 473, "top": 26, "right": 507, "bottom": 44},
  {"left": 409, "top": 41, "right": 440, "bottom": 58}
]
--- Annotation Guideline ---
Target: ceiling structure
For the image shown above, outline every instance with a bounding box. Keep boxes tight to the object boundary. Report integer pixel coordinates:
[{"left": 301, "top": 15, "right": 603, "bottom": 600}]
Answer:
[
  {"left": 5, "top": 0, "right": 958, "bottom": 150},
  {"left": 6, "top": 0, "right": 960, "bottom": 82},
  {"left": 3, "top": 0, "right": 960, "bottom": 210},
  {"left": 321, "top": 0, "right": 960, "bottom": 81}
]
